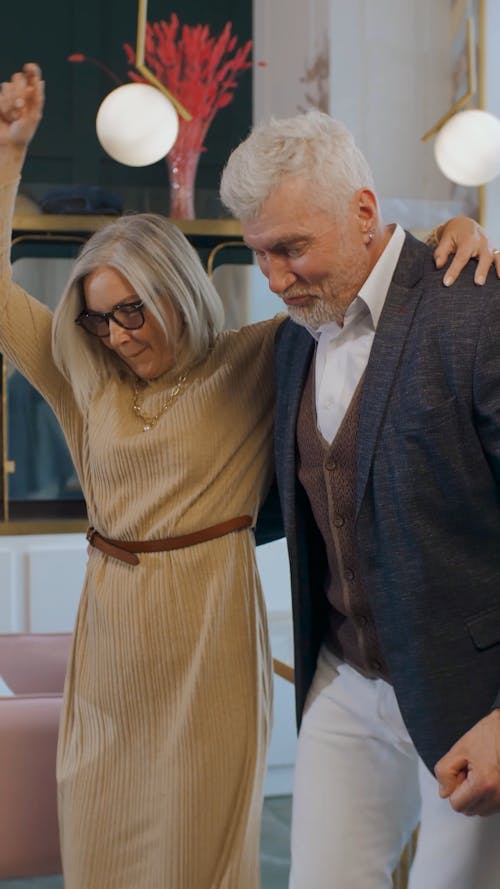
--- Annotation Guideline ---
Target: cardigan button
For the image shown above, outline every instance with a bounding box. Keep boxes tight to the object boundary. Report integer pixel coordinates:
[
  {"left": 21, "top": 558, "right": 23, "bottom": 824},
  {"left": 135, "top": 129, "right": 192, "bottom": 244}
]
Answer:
[{"left": 333, "top": 514, "right": 345, "bottom": 528}]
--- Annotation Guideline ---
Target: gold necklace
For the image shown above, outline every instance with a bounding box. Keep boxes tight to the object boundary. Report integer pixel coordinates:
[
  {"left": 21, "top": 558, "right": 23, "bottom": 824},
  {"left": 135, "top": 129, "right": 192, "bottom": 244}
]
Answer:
[{"left": 132, "top": 370, "right": 189, "bottom": 431}]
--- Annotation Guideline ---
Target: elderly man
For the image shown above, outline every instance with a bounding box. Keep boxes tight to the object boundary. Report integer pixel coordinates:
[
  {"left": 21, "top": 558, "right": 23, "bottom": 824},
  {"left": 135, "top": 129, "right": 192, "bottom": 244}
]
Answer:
[{"left": 221, "top": 112, "right": 500, "bottom": 889}]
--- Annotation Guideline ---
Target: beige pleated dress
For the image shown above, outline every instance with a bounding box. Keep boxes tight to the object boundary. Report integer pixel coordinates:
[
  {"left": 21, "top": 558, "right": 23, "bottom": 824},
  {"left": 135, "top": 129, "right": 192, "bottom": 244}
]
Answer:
[{"left": 1, "top": 180, "right": 283, "bottom": 889}]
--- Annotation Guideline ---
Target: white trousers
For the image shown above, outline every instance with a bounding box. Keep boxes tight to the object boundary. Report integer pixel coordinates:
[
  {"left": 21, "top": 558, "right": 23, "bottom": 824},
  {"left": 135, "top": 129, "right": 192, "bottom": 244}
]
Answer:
[{"left": 289, "top": 647, "right": 500, "bottom": 889}]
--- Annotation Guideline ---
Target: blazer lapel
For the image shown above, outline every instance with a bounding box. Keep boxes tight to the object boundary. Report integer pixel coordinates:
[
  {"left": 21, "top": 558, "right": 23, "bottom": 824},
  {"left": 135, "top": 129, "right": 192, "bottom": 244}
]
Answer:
[{"left": 355, "top": 233, "right": 427, "bottom": 515}]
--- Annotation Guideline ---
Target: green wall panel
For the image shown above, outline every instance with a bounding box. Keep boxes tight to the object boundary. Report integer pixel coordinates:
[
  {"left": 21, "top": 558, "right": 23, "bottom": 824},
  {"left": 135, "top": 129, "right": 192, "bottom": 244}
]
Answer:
[{"left": 1, "top": 0, "right": 251, "bottom": 216}]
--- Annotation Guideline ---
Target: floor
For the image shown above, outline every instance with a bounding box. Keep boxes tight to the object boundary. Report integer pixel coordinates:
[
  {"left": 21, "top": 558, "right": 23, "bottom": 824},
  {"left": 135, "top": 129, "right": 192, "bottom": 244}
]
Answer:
[
  {"left": 0, "top": 795, "right": 292, "bottom": 889},
  {"left": 260, "top": 795, "right": 292, "bottom": 889}
]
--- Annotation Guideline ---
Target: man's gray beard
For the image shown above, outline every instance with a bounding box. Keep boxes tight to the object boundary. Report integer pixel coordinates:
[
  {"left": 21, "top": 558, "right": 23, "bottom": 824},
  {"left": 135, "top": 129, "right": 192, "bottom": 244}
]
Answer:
[{"left": 286, "top": 300, "right": 342, "bottom": 330}]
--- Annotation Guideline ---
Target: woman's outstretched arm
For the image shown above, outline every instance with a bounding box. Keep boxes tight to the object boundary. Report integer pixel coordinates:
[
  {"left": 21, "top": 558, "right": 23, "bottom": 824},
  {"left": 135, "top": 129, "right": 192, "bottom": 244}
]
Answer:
[
  {"left": 0, "top": 63, "right": 44, "bottom": 185},
  {"left": 0, "top": 64, "right": 76, "bottom": 421}
]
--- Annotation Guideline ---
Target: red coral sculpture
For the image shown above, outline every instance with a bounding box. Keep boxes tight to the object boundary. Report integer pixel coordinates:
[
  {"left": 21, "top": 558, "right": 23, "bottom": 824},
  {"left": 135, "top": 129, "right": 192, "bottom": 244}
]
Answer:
[
  {"left": 123, "top": 15, "right": 252, "bottom": 157},
  {"left": 70, "top": 16, "right": 252, "bottom": 217}
]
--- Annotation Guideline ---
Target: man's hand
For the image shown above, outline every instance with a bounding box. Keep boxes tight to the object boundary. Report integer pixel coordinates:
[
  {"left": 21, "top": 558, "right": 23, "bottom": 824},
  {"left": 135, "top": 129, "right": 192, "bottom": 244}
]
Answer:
[
  {"left": 0, "top": 63, "right": 44, "bottom": 161},
  {"left": 434, "top": 710, "right": 500, "bottom": 816},
  {"left": 433, "top": 216, "right": 500, "bottom": 286}
]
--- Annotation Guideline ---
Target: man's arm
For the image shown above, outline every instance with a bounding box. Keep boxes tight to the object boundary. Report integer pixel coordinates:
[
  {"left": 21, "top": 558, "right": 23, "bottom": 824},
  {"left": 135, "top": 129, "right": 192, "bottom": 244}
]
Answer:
[
  {"left": 435, "top": 709, "right": 500, "bottom": 816},
  {"left": 434, "top": 291, "right": 500, "bottom": 817}
]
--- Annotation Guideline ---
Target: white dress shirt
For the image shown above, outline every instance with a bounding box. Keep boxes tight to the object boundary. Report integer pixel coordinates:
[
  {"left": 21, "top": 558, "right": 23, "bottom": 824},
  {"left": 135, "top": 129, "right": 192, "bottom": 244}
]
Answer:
[{"left": 310, "top": 225, "right": 405, "bottom": 443}]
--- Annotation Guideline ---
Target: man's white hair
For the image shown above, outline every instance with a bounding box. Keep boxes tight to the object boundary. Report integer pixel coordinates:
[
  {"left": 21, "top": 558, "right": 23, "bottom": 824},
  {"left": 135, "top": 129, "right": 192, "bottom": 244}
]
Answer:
[{"left": 220, "top": 109, "right": 375, "bottom": 221}]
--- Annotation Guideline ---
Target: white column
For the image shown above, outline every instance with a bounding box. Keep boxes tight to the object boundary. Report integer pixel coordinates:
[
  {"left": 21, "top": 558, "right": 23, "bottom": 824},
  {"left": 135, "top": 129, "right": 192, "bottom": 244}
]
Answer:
[
  {"left": 253, "top": 0, "right": 474, "bottom": 230},
  {"left": 253, "top": 0, "right": 331, "bottom": 122},
  {"left": 482, "top": 0, "right": 500, "bottom": 242}
]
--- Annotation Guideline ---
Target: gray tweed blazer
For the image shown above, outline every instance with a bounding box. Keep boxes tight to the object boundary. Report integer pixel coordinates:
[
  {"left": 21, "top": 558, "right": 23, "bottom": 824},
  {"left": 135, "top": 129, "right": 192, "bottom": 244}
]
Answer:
[{"left": 273, "top": 231, "right": 500, "bottom": 771}]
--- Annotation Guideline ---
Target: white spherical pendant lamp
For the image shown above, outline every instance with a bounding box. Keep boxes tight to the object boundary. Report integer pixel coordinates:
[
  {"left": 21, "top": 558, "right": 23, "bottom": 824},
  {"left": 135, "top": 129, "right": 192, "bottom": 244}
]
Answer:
[
  {"left": 434, "top": 109, "right": 500, "bottom": 187},
  {"left": 96, "top": 83, "right": 179, "bottom": 167}
]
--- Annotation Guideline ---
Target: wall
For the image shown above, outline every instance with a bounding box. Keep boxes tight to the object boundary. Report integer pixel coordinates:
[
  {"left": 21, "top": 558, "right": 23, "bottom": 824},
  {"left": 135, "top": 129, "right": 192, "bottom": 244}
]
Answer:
[
  {"left": 253, "top": 0, "right": 331, "bottom": 120},
  {"left": 483, "top": 0, "right": 500, "bottom": 243},
  {"left": 327, "top": 0, "right": 463, "bottom": 228},
  {"left": 253, "top": 0, "right": 488, "bottom": 229}
]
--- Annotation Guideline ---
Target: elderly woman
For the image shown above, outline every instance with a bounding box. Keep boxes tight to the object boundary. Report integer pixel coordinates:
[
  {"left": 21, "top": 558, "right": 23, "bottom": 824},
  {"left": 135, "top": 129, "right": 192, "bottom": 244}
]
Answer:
[
  {"left": 0, "top": 65, "right": 496, "bottom": 889},
  {"left": 1, "top": 65, "right": 279, "bottom": 889}
]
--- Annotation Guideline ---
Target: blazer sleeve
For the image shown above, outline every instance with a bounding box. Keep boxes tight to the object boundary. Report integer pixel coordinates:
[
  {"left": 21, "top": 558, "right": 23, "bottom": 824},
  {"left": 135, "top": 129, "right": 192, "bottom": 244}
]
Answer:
[
  {"left": 472, "top": 291, "right": 500, "bottom": 486},
  {"left": 472, "top": 292, "right": 500, "bottom": 711},
  {"left": 255, "top": 479, "right": 285, "bottom": 546}
]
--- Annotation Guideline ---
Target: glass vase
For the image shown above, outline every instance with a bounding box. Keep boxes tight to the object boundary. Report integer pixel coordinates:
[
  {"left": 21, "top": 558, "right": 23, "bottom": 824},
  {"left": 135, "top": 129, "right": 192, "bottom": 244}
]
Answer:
[{"left": 166, "top": 148, "right": 201, "bottom": 220}]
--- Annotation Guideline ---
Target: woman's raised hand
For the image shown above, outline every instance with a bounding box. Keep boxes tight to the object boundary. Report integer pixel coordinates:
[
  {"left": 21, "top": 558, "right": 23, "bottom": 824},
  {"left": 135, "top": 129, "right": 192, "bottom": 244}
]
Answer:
[{"left": 0, "top": 63, "right": 44, "bottom": 157}]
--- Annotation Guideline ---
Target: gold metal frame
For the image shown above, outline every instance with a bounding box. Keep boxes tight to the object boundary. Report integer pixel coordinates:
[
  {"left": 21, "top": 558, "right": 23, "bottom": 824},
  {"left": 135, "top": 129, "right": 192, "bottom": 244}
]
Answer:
[
  {"left": 1, "top": 233, "right": 88, "bottom": 529},
  {"left": 478, "top": 0, "right": 486, "bottom": 225},
  {"left": 0, "top": 519, "right": 87, "bottom": 536},
  {"left": 421, "top": 1, "right": 486, "bottom": 224},
  {"left": 135, "top": 0, "right": 192, "bottom": 121},
  {"left": 13, "top": 213, "right": 243, "bottom": 238},
  {"left": 421, "top": 16, "right": 477, "bottom": 143},
  {"left": 206, "top": 240, "right": 249, "bottom": 276},
  {"left": 272, "top": 658, "right": 294, "bottom": 683},
  {"left": 10, "top": 233, "right": 87, "bottom": 250},
  {"left": 1, "top": 359, "right": 8, "bottom": 523}
]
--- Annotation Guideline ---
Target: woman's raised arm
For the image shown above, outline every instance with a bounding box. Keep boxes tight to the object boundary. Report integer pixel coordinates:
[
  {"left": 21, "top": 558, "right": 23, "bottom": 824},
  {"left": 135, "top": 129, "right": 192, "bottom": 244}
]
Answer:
[{"left": 0, "top": 63, "right": 44, "bottom": 183}]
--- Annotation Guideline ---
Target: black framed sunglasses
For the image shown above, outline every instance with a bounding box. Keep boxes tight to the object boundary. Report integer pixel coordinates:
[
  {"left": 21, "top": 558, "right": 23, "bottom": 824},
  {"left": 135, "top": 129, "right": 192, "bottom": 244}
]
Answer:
[{"left": 75, "top": 300, "right": 146, "bottom": 337}]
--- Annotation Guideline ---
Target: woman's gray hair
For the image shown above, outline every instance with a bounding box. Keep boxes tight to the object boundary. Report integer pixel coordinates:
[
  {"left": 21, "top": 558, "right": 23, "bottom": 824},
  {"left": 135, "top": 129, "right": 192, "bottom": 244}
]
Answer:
[
  {"left": 52, "top": 214, "right": 225, "bottom": 409},
  {"left": 220, "top": 109, "right": 375, "bottom": 220}
]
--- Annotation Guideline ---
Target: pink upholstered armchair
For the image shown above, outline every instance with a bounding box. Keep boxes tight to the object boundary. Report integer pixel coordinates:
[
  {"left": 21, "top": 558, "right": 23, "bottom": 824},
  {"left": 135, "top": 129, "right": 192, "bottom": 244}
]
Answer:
[{"left": 0, "top": 633, "right": 72, "bottom": 879}]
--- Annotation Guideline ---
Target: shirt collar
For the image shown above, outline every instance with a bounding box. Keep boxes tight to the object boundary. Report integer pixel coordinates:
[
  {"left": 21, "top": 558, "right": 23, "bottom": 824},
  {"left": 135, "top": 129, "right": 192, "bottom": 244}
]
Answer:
[{"left": 306, "top": 224, "right": 406, "bottom": 342}]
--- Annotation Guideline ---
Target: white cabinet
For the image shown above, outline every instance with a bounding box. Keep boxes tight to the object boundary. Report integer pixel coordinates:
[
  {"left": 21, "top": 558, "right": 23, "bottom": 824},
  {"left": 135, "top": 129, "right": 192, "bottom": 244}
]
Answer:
[
  {"left": 0, "top": 532, "right": 296, "bottom": 794},
  {"left": 0, "top": 534, "right": 87, "bottom": 633}
]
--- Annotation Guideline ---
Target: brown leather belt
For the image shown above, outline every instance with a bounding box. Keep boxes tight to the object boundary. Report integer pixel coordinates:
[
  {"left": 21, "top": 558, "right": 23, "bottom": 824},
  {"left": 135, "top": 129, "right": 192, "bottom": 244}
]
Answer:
[{"left": 86, "top": 515, "right": 253, "bottom": 566}]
